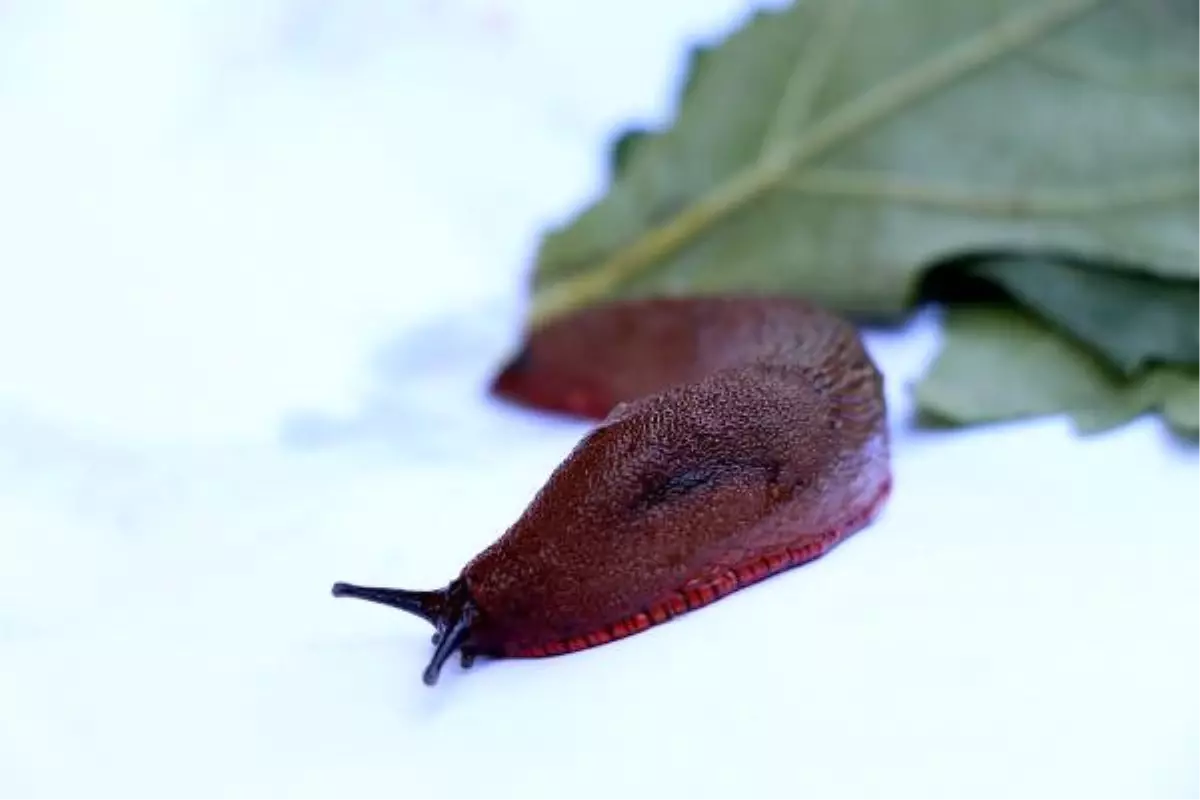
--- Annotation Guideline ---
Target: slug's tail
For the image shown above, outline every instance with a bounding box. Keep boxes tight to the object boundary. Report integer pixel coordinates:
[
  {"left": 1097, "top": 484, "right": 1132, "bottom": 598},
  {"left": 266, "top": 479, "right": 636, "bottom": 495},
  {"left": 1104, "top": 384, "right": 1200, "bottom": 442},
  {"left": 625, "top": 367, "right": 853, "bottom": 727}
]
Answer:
[{"left": 490, "top": 296, "right": 871, "bottom": 421}]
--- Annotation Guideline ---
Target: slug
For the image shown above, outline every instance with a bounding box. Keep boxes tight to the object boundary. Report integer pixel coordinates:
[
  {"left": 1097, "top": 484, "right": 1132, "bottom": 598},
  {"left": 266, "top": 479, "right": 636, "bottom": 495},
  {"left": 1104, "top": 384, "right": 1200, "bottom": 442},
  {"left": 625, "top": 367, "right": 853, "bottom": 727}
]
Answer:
[{"left": 332, "top": 295, "right": 892, "bottom": 686}]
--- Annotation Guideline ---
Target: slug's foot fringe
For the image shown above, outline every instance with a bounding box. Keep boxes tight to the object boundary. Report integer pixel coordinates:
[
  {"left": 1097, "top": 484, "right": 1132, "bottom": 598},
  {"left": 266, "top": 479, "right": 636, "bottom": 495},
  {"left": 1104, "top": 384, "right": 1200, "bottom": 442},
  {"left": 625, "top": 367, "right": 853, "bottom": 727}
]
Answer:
[{"left": 505, "top": 474, "right": 893, "bottom": 660}]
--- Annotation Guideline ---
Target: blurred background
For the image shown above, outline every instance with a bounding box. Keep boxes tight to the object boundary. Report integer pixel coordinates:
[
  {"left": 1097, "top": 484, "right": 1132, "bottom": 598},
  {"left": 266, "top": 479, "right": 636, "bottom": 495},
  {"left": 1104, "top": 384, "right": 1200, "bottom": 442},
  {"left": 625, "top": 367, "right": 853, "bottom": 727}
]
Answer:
[
  {"left": 0, "top": 1, "right": 1195, "bottom": 798},
  {"left": 0, "top": 0, "right": 792, "bottom": 445}
]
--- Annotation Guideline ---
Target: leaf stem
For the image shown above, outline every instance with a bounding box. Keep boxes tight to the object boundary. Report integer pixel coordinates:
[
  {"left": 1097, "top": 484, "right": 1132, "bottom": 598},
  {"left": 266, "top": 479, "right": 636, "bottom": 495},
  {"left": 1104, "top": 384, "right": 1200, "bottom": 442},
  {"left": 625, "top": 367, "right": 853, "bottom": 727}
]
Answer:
[{"left": 531, "top": 0, "right": 1108, "bottom": 328}]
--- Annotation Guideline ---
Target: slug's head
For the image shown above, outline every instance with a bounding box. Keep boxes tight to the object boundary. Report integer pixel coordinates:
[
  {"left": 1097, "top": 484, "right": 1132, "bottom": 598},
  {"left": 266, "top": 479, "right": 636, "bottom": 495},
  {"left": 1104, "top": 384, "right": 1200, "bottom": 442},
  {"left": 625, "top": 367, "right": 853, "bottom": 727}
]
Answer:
[{"left": 330, "top": 578, "right": 480, "bottom": 687}]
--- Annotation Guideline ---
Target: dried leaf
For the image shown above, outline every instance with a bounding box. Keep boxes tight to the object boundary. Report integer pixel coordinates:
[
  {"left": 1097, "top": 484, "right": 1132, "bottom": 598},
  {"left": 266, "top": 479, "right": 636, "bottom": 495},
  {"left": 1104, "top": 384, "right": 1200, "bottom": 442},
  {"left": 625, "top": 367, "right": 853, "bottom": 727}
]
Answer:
[{"left": 529, "top": 0, "right": 1197, "bottom": 328}]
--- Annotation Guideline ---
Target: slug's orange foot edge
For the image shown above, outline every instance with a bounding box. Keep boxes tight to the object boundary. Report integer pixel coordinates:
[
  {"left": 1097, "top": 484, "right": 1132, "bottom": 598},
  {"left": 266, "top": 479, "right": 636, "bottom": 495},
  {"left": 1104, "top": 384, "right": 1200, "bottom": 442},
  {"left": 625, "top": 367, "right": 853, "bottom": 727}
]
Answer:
[{"left": 504, "top": 473, "right": 894, "bottom": 660}]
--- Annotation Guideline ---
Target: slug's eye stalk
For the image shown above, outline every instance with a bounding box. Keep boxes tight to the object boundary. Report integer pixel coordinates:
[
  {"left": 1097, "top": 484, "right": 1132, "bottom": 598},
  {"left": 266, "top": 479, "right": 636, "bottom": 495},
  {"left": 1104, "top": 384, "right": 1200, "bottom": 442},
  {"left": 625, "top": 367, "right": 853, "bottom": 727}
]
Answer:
[
  {"left": 331, "top": 577, "right": 479, "bottom": 687},
  {"left": 330, "top": 582, "right": 445, "bottom": 625}
]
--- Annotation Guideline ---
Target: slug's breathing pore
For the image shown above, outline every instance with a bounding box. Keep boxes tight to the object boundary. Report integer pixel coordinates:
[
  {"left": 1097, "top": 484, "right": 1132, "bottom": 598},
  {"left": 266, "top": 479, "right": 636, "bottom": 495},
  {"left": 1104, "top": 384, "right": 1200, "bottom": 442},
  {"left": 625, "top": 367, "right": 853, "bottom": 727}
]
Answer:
[{"left": 332, "top": 296, "right": 893, "bottom": 687}]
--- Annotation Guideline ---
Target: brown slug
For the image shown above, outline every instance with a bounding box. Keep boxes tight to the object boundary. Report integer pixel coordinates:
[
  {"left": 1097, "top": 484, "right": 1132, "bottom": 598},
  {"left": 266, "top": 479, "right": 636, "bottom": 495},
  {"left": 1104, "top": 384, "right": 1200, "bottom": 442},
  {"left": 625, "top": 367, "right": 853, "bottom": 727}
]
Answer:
[{"left": 332, "top": 296, "right": 892, "bottom": 686}]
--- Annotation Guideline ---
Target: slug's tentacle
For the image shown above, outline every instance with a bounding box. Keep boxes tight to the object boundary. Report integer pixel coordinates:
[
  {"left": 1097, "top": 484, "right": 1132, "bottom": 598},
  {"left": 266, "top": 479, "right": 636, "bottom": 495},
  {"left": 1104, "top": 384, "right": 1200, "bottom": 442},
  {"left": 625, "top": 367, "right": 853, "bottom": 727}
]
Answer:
[
  {"left": 332, "top": 578, "right": 481, "bottom": 686},
  {"left": 331, "top": 582, "right": 445, "bottom": 626},
  {"left": 423, "top": 605, "right": 475, "bottom": 686}
]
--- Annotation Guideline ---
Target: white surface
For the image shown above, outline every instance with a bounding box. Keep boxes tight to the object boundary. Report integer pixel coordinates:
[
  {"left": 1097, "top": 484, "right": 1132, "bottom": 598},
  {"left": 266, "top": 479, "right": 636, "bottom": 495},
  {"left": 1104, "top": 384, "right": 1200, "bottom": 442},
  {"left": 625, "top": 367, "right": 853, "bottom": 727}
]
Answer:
[{"left": 0, "top": 2, "right": 1196, "bottom": 798}]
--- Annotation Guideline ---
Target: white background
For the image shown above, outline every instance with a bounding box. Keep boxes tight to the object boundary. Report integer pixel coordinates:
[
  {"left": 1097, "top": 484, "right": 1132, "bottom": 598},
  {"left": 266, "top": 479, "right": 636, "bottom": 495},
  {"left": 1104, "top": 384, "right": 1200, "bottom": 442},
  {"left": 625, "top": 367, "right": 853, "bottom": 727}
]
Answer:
[{"left": 0, "top": 1, "right": 1196, "bottom": 797}]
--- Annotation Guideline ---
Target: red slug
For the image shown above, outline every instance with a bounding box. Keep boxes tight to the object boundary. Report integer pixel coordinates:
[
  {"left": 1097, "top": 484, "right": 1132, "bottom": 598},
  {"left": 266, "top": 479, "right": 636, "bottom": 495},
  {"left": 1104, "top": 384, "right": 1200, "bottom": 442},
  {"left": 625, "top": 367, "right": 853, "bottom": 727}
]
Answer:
[{"left": 332, "top": 296, "right": 892, "bottom": 686}]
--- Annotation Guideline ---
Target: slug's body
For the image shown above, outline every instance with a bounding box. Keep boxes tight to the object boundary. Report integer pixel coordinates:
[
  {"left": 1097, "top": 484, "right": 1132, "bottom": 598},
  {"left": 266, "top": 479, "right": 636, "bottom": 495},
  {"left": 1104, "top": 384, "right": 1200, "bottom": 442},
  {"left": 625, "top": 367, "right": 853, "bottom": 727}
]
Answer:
[{"left": 333, "top": 296, "right": 891, "bottom": 686}]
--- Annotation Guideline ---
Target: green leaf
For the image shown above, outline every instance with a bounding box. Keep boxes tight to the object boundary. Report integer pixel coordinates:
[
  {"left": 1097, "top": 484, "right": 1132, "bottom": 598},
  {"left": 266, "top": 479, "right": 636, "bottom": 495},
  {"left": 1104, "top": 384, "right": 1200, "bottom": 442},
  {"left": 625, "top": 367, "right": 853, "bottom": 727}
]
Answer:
[
  {"left": 528, "top": 0, "right": 1197, "bottom": 329},
  {"left": 914, "top": 305, "right": 1199, "bottom": 438},
  {"left": 922, "top": 254, "right": 1200, "bottom": 375},
  {"left": 608, "top": 127, "right": 653, "bottom": 177}
]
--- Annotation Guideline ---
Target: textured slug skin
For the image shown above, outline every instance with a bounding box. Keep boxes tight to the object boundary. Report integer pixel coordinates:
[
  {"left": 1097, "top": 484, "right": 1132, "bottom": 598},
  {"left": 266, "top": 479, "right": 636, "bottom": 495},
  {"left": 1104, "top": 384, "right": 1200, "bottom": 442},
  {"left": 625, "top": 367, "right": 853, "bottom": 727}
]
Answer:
[{"left": 463, "top": 295, "right": 892, "bottom": 657}]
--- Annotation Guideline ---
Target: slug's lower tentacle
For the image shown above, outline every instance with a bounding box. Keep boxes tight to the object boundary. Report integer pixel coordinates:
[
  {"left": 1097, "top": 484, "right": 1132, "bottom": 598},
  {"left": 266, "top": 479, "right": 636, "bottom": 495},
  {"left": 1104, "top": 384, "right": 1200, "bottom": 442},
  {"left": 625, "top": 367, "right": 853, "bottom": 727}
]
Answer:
[{"left": 423, "top": 607, "right": 475, "bottom": 686}]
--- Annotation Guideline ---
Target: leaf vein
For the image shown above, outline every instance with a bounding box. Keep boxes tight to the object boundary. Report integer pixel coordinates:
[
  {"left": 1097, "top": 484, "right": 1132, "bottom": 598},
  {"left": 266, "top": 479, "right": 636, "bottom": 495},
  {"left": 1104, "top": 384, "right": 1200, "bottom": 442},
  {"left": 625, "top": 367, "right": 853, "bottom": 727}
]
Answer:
[
  {"left": 758, "top": 0, "right": 860, "bottom": 160},
  {"left": 785, "top": 169, "right": 1195, "bottom": 216}
]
